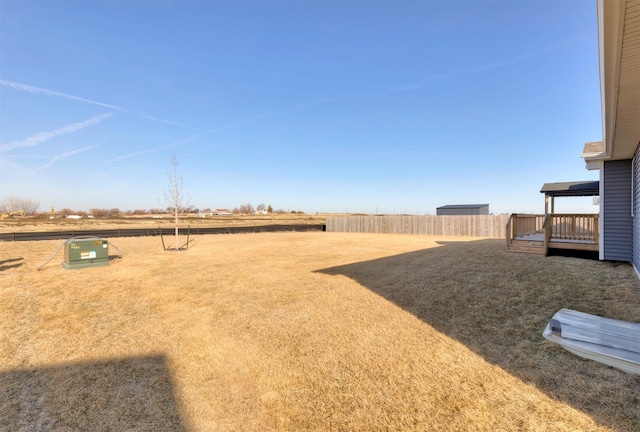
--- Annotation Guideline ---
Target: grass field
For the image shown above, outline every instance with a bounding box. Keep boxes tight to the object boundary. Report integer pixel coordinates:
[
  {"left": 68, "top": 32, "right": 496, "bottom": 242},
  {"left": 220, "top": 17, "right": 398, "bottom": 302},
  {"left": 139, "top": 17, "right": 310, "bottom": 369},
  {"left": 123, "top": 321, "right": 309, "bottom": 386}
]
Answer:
[
  {"left": 0, "top": 213, "right": 329, "bottom": 233},
  {"left": 1, "top": 232, "right": 639, "bottom": 431}
]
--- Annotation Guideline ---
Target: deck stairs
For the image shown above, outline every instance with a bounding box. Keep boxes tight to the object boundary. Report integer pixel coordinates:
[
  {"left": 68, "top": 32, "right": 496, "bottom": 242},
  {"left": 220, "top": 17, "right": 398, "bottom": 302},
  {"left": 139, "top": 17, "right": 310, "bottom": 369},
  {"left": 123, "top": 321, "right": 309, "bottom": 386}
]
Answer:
[{"left": 506, "top": 238, "right": 546, "bottom": 255}]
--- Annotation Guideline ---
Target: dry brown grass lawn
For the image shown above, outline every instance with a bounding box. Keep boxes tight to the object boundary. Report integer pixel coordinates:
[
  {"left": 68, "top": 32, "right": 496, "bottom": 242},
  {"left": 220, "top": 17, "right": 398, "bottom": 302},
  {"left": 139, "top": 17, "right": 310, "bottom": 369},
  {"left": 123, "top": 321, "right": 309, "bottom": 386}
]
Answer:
[{"left": 1, "top": 232, "right": 639, "bottom": 431}]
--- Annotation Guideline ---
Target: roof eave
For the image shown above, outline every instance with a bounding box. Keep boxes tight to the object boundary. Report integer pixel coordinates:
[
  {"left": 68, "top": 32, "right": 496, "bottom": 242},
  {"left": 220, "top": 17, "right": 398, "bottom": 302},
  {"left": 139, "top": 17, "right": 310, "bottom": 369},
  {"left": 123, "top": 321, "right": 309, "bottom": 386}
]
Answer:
[
  {"left": 581, "top": 140, "right": 606, "bottom": 170},
  {"left": 596, "top": 0, "right": 639, "bottom": 161}
]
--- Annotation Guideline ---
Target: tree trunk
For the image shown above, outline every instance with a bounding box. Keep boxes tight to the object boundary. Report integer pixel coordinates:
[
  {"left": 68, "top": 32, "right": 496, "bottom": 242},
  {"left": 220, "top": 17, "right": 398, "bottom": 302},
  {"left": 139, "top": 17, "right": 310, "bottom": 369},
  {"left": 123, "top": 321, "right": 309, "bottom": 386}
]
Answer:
[{"left": 174, "top": 221, "right": 179, "bottom": 250}]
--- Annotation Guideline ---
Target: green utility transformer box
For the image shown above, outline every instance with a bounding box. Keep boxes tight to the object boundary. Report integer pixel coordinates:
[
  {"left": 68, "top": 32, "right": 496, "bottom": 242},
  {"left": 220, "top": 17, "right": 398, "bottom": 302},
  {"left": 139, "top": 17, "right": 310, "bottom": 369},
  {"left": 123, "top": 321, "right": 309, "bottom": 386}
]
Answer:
[{"left": 63, "top": 238, "right": 109, "bottom": 269}]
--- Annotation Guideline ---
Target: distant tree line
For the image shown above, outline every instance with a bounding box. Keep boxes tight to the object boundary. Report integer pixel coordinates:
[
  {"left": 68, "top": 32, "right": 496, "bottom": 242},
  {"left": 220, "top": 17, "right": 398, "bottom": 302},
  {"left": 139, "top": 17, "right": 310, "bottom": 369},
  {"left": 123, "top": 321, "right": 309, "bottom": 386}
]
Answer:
[
  {"left": 0, "top": 196, "right": 305, "bottom": 218},
  {"left": 0, "top": 196, "right": 40, "bottom": 215},
  {"left": 230, "top": 203, "right": 304, "bottom": 215}
]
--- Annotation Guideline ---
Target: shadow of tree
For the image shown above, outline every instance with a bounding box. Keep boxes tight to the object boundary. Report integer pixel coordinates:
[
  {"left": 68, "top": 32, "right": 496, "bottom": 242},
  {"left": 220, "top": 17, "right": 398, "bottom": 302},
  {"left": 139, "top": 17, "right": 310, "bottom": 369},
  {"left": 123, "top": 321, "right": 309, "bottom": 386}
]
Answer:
[
  {"left": 317, "top": 239, "right": 640, "bottom": 431},
  {"left": 0, "top": 354, "right": 190, "bottom": 431}
]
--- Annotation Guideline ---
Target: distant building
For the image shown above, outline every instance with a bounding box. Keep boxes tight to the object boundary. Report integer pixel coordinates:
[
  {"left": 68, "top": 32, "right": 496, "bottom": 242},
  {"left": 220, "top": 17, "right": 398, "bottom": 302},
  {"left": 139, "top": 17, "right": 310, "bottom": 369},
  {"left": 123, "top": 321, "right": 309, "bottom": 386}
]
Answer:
[
  {"left": 436, "top": 204, "right": 489, "bottom": 216},
  {"left": 213, "top": 209, "right": 232, "bottom": 216}
]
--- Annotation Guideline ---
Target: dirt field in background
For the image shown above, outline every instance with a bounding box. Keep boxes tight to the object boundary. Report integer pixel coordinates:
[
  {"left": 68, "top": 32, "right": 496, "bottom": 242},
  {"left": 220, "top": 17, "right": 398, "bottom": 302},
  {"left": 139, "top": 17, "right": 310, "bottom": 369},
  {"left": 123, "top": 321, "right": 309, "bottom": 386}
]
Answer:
[
  {"left": 0, "top": 213, "right": 330, "bottom": 233},
  {"left": 2, "top": 232, "right": 639, "bottom": 431}
]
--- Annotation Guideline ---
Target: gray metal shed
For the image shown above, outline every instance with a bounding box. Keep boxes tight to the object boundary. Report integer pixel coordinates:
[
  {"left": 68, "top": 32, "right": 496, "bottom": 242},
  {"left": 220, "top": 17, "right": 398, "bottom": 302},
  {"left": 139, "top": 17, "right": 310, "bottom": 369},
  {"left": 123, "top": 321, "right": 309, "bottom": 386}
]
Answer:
[{"left": 436, "top": 204, "right": 489, "bottom": 216}]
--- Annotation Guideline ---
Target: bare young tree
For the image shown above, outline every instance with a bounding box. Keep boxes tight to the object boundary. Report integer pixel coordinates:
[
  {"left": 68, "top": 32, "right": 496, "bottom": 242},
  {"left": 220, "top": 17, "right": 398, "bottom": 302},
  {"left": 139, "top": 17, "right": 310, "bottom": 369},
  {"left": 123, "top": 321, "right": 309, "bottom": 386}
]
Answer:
[
  {"left": 89, "top": 208, "right": 108, "bottom": 218},
  {"left": 238, "top": 203, "right": 254, "bottom": 214},
  {"left": 161, "top": 155, "right": 189, "bottom": 250},
  {"left": 2, "top": 196, "right": 39, "bottom": 215}
]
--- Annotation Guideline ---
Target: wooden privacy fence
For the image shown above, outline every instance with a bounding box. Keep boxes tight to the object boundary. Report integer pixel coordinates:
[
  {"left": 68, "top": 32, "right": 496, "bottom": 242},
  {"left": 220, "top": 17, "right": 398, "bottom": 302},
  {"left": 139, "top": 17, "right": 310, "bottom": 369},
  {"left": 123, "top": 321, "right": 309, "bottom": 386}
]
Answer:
[{"left": 326, "top": 215, "right": 510, "bottom": 238}]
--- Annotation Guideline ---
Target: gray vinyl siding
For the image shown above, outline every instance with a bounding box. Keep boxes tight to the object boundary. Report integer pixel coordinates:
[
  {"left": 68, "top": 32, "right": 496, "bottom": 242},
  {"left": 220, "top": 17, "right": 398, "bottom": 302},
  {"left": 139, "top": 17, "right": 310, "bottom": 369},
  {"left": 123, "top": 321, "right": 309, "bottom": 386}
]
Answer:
[
  {"left": 603, "top": 159, "right": 632, "bottom": 262},
  {"left": 633, "top": 149, "right": 640, "bottom": 271}
]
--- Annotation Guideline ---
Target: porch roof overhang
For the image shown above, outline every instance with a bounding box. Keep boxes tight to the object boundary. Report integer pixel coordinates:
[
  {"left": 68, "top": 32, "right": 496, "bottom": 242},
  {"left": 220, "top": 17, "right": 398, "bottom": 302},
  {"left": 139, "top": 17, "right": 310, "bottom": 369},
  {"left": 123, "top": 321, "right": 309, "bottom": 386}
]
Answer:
[
  {"left": 540, "top": 181, "right": 600, "bottom": 197},
  {"left": 582, "top": 0, "right": 640, "bottom": 168}
]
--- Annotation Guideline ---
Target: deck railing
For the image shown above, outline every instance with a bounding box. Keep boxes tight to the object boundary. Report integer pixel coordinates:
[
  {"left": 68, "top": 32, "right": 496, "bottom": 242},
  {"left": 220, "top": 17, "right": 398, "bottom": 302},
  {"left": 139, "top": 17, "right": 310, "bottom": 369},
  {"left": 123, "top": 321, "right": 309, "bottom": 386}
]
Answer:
[
  {"left": 547, "top": 213, "right": 599, "bottom": 242},
  {"left": 506, "top": 214, "right": 545, "bottom": 240}
]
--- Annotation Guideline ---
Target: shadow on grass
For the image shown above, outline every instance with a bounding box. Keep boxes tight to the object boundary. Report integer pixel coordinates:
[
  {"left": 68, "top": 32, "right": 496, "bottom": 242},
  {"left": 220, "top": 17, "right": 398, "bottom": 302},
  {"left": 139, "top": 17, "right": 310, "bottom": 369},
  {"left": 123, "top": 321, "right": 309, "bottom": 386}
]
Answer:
[
  {"left": 0, "top": 257, "right": 23, "bottom": 272},
  {"left": 317, "top": 238, "right": 640, "bottom": 431},
  {"left": 0, "top": 354, "right": 190, "bottom": 432},
  {"left": 547, "top": 248, "right": 599, "bottom": 260}
]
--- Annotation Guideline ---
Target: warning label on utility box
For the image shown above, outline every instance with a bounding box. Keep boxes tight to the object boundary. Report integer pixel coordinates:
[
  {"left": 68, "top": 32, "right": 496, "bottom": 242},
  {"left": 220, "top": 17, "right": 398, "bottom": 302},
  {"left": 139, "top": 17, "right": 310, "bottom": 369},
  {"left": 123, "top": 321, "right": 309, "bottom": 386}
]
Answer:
[{"left": 81, "top": 250, "right": 96, "bottom": 259}]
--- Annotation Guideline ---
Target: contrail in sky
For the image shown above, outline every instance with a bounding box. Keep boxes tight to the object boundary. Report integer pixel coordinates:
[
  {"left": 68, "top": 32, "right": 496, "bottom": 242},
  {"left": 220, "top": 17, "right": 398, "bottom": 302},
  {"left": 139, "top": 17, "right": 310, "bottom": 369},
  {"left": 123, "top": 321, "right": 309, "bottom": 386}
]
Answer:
[
  {"left": 0, "top": 79, "right": 195, "bottom": 129},
  {"left": 0, "top": 112, "right": 113, "bottom": 152},
  {"left": 0, "top": 79, "right": 124, "bottom": 111},
  {"left": 105, "top": 134, "right": 203, "bottom": 164},
  {"left": 39, "top": 143, "right": 101, "bottom": 169},
  {"left": 289, "top": 37, "right": 578, "bottom": 112},
  {"left": 1, "top": 78, "right": 277, "bottom": 134}
]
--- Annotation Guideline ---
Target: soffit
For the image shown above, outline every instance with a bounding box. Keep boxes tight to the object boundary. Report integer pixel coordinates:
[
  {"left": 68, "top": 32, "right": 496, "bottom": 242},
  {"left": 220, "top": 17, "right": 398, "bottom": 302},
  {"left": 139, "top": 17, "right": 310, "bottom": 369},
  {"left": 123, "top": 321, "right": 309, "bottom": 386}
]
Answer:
[{"left": 604, "top": 0, "right": 640, "bottom": 160}]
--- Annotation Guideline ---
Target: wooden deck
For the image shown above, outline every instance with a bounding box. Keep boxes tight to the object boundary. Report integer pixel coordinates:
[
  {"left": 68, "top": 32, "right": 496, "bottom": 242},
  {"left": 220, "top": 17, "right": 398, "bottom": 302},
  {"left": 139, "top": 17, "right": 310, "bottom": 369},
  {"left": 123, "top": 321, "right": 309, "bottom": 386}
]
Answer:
[{"left": 506, "top": 214, "right": 599, "bottom": 255}]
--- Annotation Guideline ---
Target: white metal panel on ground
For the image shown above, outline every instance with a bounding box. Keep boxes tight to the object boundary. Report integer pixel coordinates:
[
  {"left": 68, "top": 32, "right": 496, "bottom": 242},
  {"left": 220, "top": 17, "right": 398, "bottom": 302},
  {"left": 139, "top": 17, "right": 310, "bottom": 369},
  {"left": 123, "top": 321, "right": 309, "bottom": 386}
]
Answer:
[{"left": 543, "top": 308, "right": 640, "bottom": 375}]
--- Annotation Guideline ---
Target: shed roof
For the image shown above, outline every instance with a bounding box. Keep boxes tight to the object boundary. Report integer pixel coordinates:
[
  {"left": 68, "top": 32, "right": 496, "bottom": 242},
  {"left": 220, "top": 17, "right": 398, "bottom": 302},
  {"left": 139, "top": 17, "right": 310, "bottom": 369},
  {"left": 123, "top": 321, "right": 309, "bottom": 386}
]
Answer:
[
  {"left": 540, "top": 181, "right": 600, "bottom": 197},
  {"left": 437, "top": 204, "right": 489, "bottom": 209}
]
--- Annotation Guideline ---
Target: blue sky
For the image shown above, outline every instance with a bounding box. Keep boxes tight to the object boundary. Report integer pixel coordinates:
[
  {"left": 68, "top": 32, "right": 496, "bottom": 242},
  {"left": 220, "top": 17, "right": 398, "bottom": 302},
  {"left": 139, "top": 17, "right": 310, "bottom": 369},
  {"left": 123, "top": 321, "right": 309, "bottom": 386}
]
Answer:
[{"left": 0, "top": 0, "right": 601, "bottom": 214}]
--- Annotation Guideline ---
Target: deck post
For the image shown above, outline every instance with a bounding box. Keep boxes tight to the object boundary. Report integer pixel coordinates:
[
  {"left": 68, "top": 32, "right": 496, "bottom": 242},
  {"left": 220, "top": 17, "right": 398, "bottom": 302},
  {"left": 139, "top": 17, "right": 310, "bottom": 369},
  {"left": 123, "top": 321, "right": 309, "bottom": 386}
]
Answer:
[
  {"left": 545, "top": 196, "right": 549, "bottom": 215},
  {"left": 544, "top": 195, "right": 556, "bottom": 215},
  {"left": 505, "top": 214, "right": 513, "bottom": 250},
  {"left": 543, "top": 215, "right": 551, "bottom": 256}
]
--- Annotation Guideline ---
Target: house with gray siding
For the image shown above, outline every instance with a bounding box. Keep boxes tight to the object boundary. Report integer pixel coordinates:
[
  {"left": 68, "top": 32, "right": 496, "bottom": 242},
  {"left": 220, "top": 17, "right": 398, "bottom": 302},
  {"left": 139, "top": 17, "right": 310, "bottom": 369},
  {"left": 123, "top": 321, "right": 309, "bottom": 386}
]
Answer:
[{"left": 581, "top": 0, "right": 640, "bottom": 272}]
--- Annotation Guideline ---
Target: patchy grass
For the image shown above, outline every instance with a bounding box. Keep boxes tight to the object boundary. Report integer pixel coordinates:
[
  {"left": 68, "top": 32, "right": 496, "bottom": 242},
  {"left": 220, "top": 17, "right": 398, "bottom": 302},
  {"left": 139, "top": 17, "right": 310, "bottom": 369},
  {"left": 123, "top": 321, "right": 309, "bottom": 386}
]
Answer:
[{"left": 1, "top": 232, "right": 639, "bottom": 431}]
